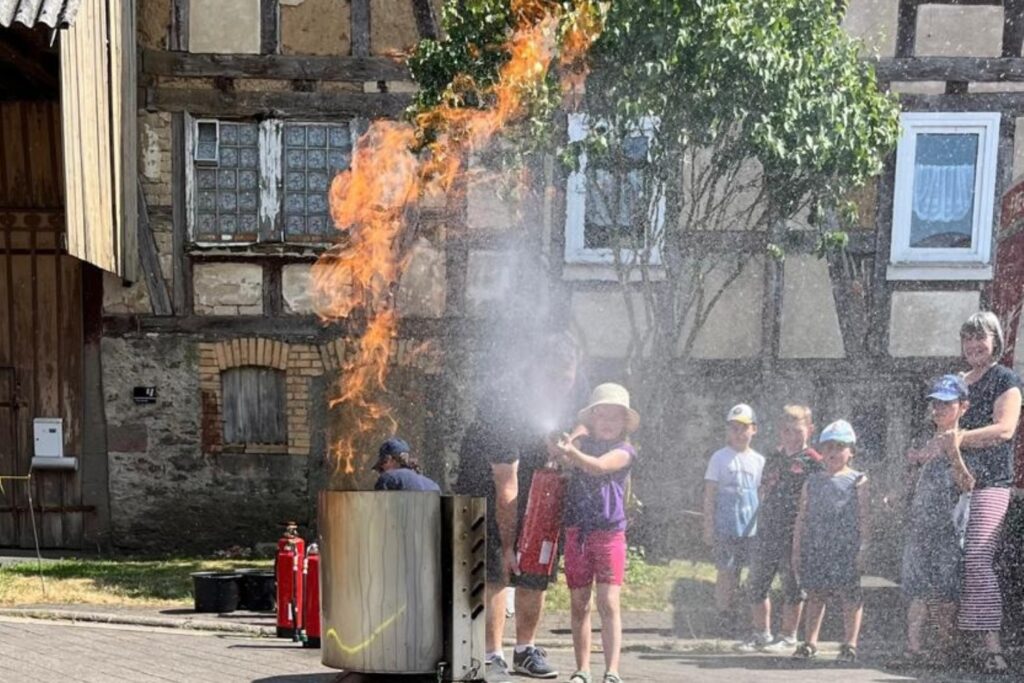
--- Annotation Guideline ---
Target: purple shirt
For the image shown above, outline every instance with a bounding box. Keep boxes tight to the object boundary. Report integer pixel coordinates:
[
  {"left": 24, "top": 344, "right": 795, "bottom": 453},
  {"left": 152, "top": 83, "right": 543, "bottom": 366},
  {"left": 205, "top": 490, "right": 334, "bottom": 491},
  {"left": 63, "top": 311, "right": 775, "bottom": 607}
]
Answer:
[{"left": 564, "top": 437, "right": 636, "bottom": 532}]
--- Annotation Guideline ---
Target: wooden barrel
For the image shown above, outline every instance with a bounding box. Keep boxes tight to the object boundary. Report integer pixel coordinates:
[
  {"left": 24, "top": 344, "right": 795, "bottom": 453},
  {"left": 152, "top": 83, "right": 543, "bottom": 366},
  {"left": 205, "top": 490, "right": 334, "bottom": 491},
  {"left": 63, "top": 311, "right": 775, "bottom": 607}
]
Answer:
[{"left": 318, "top": 490, "right": 443, "bottom": 673}]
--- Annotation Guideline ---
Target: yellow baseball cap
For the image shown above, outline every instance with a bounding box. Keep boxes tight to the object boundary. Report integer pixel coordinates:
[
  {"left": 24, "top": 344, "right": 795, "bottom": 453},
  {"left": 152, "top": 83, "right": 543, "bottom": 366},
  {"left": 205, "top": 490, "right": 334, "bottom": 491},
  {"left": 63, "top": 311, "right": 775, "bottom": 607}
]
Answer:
[{"left": 726, "top": 403, "right": 756, "bottom": 425}]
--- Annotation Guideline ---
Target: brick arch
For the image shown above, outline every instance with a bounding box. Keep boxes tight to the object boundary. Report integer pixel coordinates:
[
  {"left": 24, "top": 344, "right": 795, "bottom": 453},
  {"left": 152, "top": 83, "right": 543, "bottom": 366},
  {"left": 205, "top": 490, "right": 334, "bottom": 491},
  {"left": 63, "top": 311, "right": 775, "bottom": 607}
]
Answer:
[
  {"left": 198, "top": 338, "right": 326, "bottom": 455},
  {"left": 210, "top": 338, "right": 291, "bottom": 371}
]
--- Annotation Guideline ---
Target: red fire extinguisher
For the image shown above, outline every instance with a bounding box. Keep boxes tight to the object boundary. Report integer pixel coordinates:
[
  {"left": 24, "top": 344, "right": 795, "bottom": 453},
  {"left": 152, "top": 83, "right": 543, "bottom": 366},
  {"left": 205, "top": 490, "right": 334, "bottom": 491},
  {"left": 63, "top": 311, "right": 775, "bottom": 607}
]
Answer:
[
  {"left": 302, "top": 543, "right": 321, "bottom": 648},
  {"left": 275, "top": 522, "right": 305, "bottom": 640},
  {"left": 517, "top": 468, "right": 566, "bottom": 577}
]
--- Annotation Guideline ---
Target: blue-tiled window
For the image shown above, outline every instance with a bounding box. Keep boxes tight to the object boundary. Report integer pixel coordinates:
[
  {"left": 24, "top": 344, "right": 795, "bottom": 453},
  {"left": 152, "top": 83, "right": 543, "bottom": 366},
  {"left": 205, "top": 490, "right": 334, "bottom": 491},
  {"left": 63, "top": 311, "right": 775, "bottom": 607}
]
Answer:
[{"left": 190, "top": 119, "right": 352, "bottom": 243}]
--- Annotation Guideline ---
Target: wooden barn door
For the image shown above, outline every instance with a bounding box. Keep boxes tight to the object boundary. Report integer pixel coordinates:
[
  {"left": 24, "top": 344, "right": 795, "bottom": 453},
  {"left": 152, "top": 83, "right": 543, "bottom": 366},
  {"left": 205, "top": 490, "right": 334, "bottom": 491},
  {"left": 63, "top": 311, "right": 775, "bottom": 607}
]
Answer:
[{"left": 0, "top": 100, "right": 86, "bottom": 548}]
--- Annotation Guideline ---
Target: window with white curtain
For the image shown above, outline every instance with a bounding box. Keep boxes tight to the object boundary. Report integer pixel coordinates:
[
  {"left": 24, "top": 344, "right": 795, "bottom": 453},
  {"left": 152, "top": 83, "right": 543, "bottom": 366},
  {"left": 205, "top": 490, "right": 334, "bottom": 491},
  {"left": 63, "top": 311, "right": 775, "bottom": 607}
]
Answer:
[{"left": 889, "top": 112, "right": 1000, "bottom": 280}]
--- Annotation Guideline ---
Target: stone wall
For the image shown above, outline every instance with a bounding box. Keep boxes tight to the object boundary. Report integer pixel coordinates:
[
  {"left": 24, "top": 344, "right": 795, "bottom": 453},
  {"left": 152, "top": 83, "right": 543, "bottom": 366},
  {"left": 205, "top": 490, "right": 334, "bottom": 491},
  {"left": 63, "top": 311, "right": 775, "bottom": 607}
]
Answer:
[{"left": 102, "top": 336, "right": 314, "bottom": 552}]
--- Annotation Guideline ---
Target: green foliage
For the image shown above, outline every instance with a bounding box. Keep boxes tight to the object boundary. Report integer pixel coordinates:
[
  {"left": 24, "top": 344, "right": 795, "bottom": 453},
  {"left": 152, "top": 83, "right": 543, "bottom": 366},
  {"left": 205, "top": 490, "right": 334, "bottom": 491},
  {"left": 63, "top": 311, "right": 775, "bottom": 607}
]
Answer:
[
  {"left": 408, "top": 1, "right": 515, "bottom": 113},
  {"left": 409, "top": 0, "right": 900, "bottom": 235},
  {"left": 584, "top": 0, "right": 900, "bottom": 222},
  {"left": 625, "top": 545, "right": 658, "bottom": 587}
]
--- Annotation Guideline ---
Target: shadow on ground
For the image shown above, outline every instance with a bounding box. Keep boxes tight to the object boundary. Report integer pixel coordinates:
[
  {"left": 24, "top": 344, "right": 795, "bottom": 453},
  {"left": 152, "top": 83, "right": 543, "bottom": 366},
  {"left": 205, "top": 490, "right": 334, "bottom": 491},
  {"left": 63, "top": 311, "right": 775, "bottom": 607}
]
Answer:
[
  {"left": 252, "top": 674, "right": 437, "bottom": 683},
  {"left": 249, "top": 675, "right": 337, "bottom": 683},
  {"left": 636, "top": 651, "right": 1019, "bottom": 682}
]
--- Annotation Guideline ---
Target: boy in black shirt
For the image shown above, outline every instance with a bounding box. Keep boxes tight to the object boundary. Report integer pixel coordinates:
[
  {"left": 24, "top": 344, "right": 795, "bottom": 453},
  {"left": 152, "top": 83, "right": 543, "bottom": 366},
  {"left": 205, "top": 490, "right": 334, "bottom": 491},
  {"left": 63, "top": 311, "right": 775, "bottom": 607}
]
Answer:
[{"left": 735, "top": 405, "right": 822, "bottom": 652}]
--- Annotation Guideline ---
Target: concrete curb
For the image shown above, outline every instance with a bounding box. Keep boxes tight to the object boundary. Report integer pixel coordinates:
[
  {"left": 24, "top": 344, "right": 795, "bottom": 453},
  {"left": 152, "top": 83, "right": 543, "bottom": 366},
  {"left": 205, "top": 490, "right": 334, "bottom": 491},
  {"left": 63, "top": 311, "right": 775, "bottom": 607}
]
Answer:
[
  {"left": 0, "top": 607, "right": 721, "bottom": 651},
  {"left": 0, "top": 608, "right": 849, "bottom": 655},
  {"left": 0, "top": 608, "right": 277, "bottom": 636}
]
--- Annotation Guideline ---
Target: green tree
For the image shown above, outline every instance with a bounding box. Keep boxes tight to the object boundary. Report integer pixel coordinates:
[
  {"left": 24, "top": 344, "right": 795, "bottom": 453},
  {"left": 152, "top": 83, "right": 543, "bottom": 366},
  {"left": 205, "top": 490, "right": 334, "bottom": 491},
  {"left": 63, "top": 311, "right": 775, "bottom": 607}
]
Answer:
[{"left": 410, "top": 0, "right": 900, "bottom": 547}]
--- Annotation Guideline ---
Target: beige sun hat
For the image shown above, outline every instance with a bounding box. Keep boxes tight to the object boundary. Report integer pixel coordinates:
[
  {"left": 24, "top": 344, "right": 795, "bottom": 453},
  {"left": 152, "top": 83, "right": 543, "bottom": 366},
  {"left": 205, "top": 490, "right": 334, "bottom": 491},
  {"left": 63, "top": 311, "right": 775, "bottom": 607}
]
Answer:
[{"left": 577, "top": 383, "right": 641, "bottom": 433}]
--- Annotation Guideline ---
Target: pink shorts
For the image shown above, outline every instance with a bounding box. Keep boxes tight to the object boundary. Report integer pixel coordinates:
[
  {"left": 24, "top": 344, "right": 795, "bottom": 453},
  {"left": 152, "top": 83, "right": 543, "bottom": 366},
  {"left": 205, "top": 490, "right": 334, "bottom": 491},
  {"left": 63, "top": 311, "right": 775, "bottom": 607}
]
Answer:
[{"left": 564, "top": 527, "right": 627, "bottom": 589}]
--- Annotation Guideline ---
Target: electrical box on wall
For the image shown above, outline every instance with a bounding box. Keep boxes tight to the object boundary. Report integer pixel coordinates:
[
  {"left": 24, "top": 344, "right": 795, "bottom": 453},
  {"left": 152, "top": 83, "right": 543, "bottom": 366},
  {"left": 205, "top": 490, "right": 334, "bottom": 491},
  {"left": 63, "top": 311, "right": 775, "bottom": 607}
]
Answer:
[
  {"left": 32, "top": 418, "right": 77, "bottom": 471},
  {"left": 33, "top": 418, "right": 63, "bottom": 457}
]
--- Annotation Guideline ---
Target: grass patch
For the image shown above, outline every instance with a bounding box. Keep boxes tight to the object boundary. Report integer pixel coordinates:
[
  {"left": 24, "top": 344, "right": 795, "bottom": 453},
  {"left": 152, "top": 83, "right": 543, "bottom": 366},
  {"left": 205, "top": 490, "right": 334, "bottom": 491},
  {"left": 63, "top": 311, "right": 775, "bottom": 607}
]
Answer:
[
  {"left": 0, "top": 552, "right": 717, "bottom": 612},
  {"left": 544, "top": 550, "right": 716, "bottom": 612},
  {"left": 0, "top": 558, "right": 271, "bottom": 607}
]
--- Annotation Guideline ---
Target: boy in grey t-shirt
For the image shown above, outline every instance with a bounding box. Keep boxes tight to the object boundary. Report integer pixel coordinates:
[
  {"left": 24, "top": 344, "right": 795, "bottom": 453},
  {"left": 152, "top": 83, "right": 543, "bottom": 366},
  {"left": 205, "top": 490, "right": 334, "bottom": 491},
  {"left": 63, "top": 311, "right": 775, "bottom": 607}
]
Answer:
[{"left": 703, "top": 403, "right": 765, "bottom": 634}]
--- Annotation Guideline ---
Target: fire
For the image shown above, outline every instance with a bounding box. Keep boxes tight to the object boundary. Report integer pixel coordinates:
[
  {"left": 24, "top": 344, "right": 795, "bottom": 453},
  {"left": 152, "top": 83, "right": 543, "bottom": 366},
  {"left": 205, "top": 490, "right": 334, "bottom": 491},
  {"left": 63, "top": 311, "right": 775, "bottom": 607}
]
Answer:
[{"left": 312, "top": 1, "right": 604, "bottom": 479}]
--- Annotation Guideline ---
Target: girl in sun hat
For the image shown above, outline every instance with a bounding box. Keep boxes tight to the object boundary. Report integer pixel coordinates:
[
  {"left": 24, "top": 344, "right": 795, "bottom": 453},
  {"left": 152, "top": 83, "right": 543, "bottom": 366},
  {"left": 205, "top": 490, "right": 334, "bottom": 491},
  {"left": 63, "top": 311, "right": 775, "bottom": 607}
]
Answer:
[{"left": 554, "top": 382, "right": 639, "bottom": 683}]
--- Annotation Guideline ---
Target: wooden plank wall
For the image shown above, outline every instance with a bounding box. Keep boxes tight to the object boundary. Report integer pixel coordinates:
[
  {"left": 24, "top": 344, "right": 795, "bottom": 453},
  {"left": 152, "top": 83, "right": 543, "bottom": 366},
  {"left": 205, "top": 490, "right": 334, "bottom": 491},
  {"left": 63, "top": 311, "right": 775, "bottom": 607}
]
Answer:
[
  {"left": 0, "top": 100, "right": 85, "bottom": 549},
  {"left": 58, "top": 0, "right": 119, "bottom": 278},
  {"left": 0, "top": 101, "right": 63, "bottom": 209}
]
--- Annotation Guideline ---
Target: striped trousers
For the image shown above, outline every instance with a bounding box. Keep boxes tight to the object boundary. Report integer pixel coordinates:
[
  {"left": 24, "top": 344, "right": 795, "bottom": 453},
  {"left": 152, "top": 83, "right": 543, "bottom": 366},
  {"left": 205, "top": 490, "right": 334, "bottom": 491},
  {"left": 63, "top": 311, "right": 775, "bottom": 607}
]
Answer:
[{"left": 957, "top": 487, "right": 1011, "bottom": 632}]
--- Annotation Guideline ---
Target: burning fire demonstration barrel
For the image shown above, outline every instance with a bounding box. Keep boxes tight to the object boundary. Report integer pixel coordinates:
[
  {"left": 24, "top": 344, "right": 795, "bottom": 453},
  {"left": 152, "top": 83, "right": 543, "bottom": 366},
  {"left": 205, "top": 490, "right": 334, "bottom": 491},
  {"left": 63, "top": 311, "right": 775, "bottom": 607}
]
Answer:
[{"left": 318, "top": 491, "right": 487, "bottom": 679}]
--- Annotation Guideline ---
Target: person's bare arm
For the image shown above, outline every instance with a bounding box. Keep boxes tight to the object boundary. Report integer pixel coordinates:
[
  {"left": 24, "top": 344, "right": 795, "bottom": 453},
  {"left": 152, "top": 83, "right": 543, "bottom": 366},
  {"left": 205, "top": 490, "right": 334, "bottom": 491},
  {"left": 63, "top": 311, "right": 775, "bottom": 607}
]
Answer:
[
  {"left": 703, "top": 481, "right": 717, "bottom": 547},
  {"left": 960, "top": 387, "right": 1023, "bottom": 448},
  {"left": 856, "top": 476, "right": 871, "bottom": 573},
  {"left": 942, "top": 429, "right": 976, "bottom": 492},
  {"left": 559, "top": 443, "right": 631, "bottom": 476},
  {"left": 791, "top": 482, "right": 809, "bottom": 579},
  {"left": 491, "top": 461, "right": 520, "bottom": 577}
]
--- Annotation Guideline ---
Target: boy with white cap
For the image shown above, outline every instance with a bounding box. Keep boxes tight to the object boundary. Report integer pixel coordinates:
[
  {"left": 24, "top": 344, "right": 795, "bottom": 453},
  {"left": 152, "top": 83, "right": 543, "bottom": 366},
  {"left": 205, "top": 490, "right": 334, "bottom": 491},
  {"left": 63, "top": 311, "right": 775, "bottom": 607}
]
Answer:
[{"left": 704, "top": 403, "right": 765, "bottom": 633}]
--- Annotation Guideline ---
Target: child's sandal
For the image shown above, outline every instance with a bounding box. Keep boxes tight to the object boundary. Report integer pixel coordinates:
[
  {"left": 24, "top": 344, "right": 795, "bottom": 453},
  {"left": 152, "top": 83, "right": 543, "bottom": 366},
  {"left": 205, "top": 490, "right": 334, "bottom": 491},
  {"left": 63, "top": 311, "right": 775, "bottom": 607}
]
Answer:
[
  {"left": 886, "top": 649, "right": 925, "bottom": 670},
  {"left": 981, "top": 652, "right": 1010, "bottom": 675},
  {"left": 568, "top": 672, "right": 593, "bottom": 683},
  {"left": 791, "top": 642, "right": 817, "bottom": 660},
  {"left": 836, "top": 643, "right": 857, "bottom": 664},
  {"left": 602, "top": 673, "right": 623, "bottom": 683}
]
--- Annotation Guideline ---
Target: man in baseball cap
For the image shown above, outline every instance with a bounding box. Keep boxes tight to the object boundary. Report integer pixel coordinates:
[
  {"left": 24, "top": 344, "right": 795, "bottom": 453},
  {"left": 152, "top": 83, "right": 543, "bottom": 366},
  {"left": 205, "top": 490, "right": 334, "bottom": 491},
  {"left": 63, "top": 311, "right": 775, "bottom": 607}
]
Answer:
[{"left": 372, "top": 437, "right": 440, "bottom": 492}]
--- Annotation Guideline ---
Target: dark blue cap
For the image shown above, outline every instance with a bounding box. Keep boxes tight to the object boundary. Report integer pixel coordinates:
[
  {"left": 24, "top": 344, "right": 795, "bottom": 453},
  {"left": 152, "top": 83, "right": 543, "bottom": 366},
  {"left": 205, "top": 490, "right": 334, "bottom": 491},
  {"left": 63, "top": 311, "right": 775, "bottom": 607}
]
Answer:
[
  {"left": 927, "top": 374, "right": 969, "bottom": 402},
  {"left": 374, "top": 437, "right": 410, "bottom": 470}
]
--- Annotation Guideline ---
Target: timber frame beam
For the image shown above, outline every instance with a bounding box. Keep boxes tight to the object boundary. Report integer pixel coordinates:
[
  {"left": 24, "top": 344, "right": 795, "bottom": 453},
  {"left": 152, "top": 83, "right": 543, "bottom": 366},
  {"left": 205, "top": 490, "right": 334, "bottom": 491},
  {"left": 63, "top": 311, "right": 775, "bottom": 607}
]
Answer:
[
  {"left": 874, "top": 57, "right": 1024, "bottom": 82},
  {"left": 141, "top": 50, "right": 410, "bottom": 82},
  {"left": 144, "top": 87, "right": 412, "bottom": 118}
]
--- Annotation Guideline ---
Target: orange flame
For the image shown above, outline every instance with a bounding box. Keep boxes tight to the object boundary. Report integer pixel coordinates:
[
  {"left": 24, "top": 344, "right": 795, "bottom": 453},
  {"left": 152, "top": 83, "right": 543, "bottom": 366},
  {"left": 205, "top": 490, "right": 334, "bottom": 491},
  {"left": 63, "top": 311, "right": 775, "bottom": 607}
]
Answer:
[{"left": 313, "top": 1, "right": 603, "bottom": 480}]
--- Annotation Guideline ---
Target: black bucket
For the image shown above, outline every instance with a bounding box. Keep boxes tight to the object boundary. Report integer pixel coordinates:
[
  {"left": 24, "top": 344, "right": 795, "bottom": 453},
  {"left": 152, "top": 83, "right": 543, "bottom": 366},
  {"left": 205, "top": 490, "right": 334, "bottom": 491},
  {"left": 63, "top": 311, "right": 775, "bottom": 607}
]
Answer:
[
  {"left": 237, "top": 568, "right": 276, "bottom": 611},
  {"left": 191, "top": 572, "right": 241, "bottom": 613}
]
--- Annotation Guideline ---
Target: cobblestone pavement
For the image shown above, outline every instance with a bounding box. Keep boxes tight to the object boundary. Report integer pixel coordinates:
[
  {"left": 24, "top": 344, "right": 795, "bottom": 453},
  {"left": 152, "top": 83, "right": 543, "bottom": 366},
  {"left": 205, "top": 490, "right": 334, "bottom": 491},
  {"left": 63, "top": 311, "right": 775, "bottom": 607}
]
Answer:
[{"left": 0, "top": 616, "right": 1005, "bottom": 682}]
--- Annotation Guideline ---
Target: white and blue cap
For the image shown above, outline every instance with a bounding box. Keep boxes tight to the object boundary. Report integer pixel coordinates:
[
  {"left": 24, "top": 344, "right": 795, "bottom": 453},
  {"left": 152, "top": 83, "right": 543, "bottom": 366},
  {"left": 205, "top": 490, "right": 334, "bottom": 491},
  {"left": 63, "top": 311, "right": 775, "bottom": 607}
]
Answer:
[
  {"left": 927, "top": 374, "right": 969, "bottom": 402},
  {"left": 818, "top": 419, "right": 856, "bottom": 446}
]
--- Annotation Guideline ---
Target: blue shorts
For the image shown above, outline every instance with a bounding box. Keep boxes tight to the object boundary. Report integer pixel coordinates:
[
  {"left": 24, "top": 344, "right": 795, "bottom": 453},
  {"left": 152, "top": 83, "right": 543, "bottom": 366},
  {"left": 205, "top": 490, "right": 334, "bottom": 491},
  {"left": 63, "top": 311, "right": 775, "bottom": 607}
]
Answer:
[{"left": 714, "top": 535, "right": 753, "bottom": 571}]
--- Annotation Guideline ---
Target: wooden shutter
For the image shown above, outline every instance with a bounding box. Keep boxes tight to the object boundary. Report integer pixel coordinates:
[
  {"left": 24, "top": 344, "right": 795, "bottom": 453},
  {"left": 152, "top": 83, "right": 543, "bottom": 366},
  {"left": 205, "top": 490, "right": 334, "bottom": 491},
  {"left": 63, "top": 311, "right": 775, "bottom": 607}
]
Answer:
[
  {"left": 222, "top": 367, "right": 287, "bottom": 445},
  {"left": 59, "top": 0, "right": 137, "bottom": 278}
]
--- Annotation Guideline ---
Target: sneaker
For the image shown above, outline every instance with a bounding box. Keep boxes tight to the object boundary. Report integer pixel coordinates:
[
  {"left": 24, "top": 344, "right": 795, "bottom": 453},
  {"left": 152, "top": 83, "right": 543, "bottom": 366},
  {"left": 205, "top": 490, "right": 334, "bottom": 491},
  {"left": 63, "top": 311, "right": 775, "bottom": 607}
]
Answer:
[
  {"left": 761, "top": 635, "right": 799, "bottom": 652},
  {"left": 792, "top": 642, "right": 818, "bottom": 660},
  {"left": 512, "top": 645, "right": 558, "bottom": 679},
  {"left": 733, "top": 632, "right": 773, "bottom": 652},
  {"left": 486, "top": 656, "right": 512, "bottom": 683},
  {"left": 836, "top": 643, "right": 858, "bottom": 664},
  {"left": 886, "top": 649, "right": 926, "bottom": 671}
]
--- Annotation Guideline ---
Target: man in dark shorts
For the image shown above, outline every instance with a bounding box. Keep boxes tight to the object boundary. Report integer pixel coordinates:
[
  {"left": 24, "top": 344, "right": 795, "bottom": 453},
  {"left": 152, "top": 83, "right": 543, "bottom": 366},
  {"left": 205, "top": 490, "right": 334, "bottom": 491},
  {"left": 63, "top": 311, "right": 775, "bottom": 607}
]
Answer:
[{"left": 454, "top": 333, "right": 587, "bottom": 681}]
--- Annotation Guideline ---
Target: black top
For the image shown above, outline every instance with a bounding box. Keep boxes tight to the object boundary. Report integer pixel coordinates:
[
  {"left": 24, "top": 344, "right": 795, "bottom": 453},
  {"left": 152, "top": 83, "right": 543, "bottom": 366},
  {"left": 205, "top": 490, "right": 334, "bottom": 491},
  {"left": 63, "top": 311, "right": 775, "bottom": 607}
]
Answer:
[
  {"left": 453, "top": 376, "right": 589, "bottom": 524},
  {"left": 757, "top": 447, "right": 822, "bottom": 540},
  {"left": 961, "top": 364, "right": 1022, "bottom": 488},
  {"left": 375, "top": 469, "right": 441, "bottom": 492}
]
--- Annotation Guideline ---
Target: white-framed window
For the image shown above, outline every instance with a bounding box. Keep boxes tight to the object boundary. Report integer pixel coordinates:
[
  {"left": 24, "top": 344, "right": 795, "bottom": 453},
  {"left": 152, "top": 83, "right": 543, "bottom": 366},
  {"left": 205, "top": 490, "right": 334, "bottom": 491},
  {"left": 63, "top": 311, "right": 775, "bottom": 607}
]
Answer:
[
  {"left": 888, "top": 112, "right": 1000, "bottom": 281},
  {"left": 186, "top": 117, "right": 353, "bottom": 244},
  {"left": 564, "top": 113, "right": 665, "bottom": 265}
]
